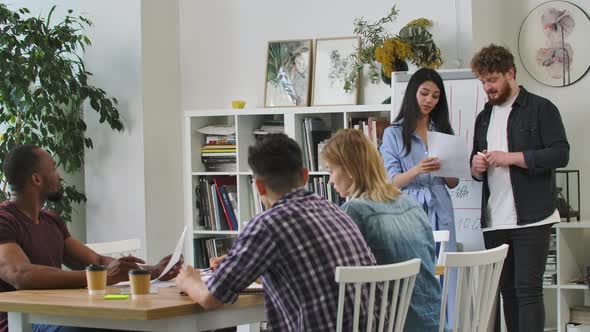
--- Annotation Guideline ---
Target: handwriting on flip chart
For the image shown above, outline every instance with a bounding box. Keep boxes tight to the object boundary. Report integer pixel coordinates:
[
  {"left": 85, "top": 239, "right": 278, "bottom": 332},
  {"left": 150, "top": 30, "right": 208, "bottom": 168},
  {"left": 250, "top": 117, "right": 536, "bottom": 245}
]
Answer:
[{"left": 446, "top": 179, "right": 485, "bottom": 250}]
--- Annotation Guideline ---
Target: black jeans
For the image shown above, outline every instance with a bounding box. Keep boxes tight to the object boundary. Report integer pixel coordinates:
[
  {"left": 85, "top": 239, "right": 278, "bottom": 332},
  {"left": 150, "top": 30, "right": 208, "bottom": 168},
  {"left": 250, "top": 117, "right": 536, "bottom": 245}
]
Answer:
[{"left": 484, "top": 224, "right": 552, "bottom": 332}]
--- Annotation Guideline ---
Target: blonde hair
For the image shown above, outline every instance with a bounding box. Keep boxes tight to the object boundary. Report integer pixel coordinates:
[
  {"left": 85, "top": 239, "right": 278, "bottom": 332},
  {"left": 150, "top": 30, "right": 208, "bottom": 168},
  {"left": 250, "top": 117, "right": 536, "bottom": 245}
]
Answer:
[{"left": 321, "top": 129, "right": 401, "bottom": 202}]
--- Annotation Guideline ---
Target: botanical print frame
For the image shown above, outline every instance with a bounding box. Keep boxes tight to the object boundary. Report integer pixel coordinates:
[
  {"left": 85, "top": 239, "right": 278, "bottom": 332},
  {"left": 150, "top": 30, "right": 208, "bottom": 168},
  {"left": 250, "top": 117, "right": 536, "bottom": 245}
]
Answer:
[
  {"left": 518, "top": 0, "right": 590, "bottom": 87},
  {"left": 264, "top": 39, "right": 312, "bottom": 107},
  {"left": 312, "top": 37, "right": 360, "bottom": 106}
]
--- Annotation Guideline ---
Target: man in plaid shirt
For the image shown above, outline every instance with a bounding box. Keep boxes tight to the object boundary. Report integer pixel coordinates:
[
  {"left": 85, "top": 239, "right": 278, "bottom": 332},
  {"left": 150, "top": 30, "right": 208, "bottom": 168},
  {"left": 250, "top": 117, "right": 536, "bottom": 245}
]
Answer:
[{"left": 176, "top": 133, "right": 376, "bottom": 331}]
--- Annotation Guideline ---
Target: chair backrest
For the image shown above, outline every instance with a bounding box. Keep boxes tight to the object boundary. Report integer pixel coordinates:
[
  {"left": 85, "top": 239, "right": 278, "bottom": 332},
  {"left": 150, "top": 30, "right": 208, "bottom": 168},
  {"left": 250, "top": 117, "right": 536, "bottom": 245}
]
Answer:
[
  {"left": 86, "top": 238, "right": 141, "bottom": 258},
  {"left": 432, "top": 230, "right": 450, "bottom": 265},
  {"left": 335, "top": 258, "right": 421, "bottom": 332},
  {"left": 439, "top": 244, "right": 509, "bottom": 332}
]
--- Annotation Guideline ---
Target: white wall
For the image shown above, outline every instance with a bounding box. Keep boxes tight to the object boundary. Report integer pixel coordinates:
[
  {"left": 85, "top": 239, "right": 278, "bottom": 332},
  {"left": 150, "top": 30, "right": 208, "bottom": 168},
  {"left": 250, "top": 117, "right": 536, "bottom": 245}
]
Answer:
[
  {"left": 472, "top": 0, "right": 590, "bottom": 220},
  {"left": 80, "top": 0, "right": 148, "bottom": 251},
  {"left": 179, "top": 0, "right": 474, "bottom": 110},
  {"left": 83, "top": 0, "right": 184, "bottom": 262},
  {"left": 140, "top": 0, "right": 184, "bottom": 262}
]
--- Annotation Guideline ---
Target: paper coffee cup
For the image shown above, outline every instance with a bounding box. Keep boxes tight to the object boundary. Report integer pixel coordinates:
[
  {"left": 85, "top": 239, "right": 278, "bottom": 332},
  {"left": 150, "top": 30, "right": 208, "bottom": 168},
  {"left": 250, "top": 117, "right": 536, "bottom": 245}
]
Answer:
[
  {"left": 129, "top": 269, "right": 151, "bottom": 298},
  {"left": 85, "top": 265, "right": 107, "bottom": 295}
]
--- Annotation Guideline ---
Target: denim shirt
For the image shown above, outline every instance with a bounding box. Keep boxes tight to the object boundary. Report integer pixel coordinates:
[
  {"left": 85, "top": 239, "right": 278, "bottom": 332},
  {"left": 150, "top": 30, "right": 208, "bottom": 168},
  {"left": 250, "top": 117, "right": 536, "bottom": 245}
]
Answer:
[
  {"left": 379, "top": 124, "right": 455, "bottom": 231},
  {"left": 341, "top": 194, "right": 441, "bottom": 332}
]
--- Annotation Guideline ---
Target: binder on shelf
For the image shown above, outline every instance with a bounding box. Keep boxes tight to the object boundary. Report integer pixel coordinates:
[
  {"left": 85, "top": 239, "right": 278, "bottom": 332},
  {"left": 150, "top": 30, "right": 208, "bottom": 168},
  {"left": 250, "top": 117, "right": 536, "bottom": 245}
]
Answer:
[
  {"left": 213, "top": 179, "right": 233, "bottom": 231},
  {"left": 219, "top": 185, "right": 239, "bottom": 230}
]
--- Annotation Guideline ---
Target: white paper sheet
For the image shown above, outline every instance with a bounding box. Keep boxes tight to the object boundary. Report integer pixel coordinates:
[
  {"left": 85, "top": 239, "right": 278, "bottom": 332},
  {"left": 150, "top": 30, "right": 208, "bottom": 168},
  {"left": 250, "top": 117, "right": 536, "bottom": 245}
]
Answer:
[
  {"left": 201, "top": 275, "right": 262, "bottom": 291},
  {"left": 196, "top": 125, "right": 235, "bottom": 135},
  {"left": 427, "top": 131, "right": 471, "bottom": 178},
  {"left": 152, "top": 226, "right": 187, "bottom": 282}
]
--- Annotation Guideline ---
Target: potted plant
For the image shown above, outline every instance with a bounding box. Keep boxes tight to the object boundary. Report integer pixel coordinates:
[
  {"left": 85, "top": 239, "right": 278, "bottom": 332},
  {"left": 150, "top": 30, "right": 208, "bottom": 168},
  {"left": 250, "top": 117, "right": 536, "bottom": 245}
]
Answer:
[
  {"left": 0, "top": 4, "right": 123, "bottom": 222},
  {"left": 343, "top": 5, "right": 443, "bottom": 98}
]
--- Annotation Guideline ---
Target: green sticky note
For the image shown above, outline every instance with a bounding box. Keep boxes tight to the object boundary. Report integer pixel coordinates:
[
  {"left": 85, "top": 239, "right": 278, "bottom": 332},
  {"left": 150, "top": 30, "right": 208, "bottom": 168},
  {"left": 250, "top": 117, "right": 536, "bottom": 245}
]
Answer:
[{"left": 104, "top": 294, "right": 129, "bottom": 300}]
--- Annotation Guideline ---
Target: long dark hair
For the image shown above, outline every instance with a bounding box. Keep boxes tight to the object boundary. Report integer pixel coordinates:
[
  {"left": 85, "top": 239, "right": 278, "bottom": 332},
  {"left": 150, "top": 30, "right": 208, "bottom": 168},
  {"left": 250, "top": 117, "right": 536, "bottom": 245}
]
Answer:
[{"left": 393, "top": 68, "right": 454, "bottom": 155}]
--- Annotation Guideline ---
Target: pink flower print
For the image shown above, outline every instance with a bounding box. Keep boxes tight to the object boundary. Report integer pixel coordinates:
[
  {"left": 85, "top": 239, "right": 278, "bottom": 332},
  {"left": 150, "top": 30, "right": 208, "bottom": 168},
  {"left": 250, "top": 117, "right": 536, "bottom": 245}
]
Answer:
[
  {"left": 536, "top": 43, "right": 573, "bottom": 81},
  {"left": 541, "top": 7, "right": 575, "bottom": 43}
]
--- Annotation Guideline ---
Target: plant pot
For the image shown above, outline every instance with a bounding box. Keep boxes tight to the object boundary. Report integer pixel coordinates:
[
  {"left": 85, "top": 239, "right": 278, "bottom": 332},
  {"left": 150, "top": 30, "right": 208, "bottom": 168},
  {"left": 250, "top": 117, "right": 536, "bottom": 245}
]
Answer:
[
  {"left": 381, "top": 59, "right": 409, "bottom": 86},
  {"left": 381, "top": 59, "right": 408, "bottom": 104}
]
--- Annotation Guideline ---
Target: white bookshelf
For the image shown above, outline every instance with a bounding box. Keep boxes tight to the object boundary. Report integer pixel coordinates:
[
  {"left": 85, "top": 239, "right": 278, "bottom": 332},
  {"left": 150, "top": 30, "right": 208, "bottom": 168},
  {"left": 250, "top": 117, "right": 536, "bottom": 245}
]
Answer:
[
  {"left": 544, "top": 221, "right": 590, "bottom": 331},
  {"left": 182, "top": 104, "right": 394, "bottom": 266}
]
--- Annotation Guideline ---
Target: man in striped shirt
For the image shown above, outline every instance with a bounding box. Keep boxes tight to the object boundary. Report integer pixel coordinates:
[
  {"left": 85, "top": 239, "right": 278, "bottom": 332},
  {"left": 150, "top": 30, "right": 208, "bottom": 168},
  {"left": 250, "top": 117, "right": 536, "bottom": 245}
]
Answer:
[{"left": 176, "top": 133, "right": 376, "bottom": 331}]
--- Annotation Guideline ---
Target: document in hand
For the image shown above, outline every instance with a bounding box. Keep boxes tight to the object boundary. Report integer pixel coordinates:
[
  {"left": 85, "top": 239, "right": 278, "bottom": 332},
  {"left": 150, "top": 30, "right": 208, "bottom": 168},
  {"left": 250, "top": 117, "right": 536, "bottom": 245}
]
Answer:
[
  {"left": 152, "top": 226, "right": 187, "bottom": 282},
  {"left": 427, "top": 131, "right": 471, "bottom": 178}
]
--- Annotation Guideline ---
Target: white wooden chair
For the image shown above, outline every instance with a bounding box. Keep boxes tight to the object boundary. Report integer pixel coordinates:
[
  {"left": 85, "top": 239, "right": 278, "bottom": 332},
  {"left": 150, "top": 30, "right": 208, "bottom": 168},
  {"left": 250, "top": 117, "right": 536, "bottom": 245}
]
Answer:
[
  {"left": 439, "top": 244, "right": 509, "bottom": 332},
  {"left": 335, "top": 258, "right": 421, "bottom": 332},
  {"left": 433, "top": 230, "right": 450, "bottom": 265},
  {"left": 86, "top": 238, "right": 141, "bottom": 258}
]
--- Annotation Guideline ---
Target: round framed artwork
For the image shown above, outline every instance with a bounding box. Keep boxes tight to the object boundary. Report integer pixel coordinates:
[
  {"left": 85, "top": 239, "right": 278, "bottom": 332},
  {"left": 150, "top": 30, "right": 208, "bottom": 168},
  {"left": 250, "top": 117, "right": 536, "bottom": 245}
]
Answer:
[{"left": 518, "top": 1, "right": 590, "bottom": 87}]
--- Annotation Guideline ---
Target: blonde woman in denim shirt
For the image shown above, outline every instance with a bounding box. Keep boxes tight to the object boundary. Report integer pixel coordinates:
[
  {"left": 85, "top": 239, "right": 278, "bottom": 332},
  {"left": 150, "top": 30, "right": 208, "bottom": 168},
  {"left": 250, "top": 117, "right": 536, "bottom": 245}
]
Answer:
[{"left": 321, "top": 129, "right": 441, "bottom": 332}]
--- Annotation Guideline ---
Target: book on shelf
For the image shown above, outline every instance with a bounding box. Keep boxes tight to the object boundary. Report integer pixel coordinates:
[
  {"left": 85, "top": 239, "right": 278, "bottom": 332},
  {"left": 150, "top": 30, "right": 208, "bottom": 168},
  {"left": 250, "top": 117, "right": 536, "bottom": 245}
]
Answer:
[
  {"left": 571, "top": 306, "right": 590, "bottom": 325},
  {"left": 307, "top": 175, "right": 345, "bottom": 206},
  {"left": 253, "top": 120, "right": 285, "bottom": 137},
  {"left": 248, "top": 176, "right": 266, "bottom": 218},
  {"left": 193, "top": 237, "right": 236, "bottom": 268},
  {"left": 194, "top": 184, "right": 205, "bottom": 230},
  {"left": 197, "top": 126, "right": 237, "bottom": 171},
  {"left": 567, "top": 323, "right": 590, "bottom": 332},
  {"left": 302, "top": 118, "right": 331, "bottom": 172},
  {"left": 195, "top": 176, "right": 238, "bottom": 231},
  {"left": 203, "top": 162, "right": 236, "bottom": 172},
  {"left": 196, "top": 125, "right": 235, "bottom": 136},
  {"left": 349, "top": 117, "right": 390, "bottom": 147},
  {"left": 544, "top": 251, "right": 557, "bottom": 285},
  {"left": 317, "top": 140, "right": 329, "bottom": 172},
  {"left": 218, "top": 184, "right": 239, "bottom": 230}
]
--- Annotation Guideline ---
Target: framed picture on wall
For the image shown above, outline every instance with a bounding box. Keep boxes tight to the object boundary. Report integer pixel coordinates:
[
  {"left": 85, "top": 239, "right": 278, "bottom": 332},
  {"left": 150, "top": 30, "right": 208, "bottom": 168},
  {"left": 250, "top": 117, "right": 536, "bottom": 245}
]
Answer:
[
  {"left": 518, "top": 0, "right": 590, "bottom": 87},
  {"left": 312, "top": 37, "right": 359, "bottom": 106},
  {"left": 264, "top": 39, "right": 312, "bottom": 107}
]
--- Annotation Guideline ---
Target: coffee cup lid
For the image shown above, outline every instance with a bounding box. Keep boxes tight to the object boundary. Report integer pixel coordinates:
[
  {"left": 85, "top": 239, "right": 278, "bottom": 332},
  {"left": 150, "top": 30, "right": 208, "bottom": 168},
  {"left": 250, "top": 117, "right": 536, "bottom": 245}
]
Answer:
[
  {"left": 85, "top": 264, "right": 106, "bottom": 271},
  {"left": 129, "top": 269, "right": 151, "bottom": 275}
]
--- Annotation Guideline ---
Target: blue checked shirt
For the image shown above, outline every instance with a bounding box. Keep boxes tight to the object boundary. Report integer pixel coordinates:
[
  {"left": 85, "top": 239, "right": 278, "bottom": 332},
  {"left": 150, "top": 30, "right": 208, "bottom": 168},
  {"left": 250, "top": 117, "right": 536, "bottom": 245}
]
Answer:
[{"left": 206, "top": 189, "right": 376, "bottom": 331}]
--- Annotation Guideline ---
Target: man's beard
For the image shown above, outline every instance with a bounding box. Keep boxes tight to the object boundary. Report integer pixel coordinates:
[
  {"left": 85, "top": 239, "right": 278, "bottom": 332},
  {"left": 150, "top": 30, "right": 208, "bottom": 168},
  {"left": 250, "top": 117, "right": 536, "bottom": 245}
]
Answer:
[
  {"left": 487, "top": 82, "right": 513, "bottom": 106},
  {"left": 46, "top": 190, "right": 63, "bottom": 202}
]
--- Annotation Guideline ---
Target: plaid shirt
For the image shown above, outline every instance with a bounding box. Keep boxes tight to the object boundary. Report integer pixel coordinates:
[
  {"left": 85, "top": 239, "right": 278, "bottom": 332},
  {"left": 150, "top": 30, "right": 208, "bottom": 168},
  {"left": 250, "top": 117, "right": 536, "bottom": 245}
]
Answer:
[{"left": 206, "top": 189, "right": 376, "bottom": 331}]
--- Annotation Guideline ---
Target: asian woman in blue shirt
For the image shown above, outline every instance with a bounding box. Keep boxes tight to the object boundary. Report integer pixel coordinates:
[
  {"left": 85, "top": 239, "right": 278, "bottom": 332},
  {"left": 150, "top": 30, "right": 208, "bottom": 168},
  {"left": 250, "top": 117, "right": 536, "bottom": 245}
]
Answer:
[{"left": 379, "top": 67, "right": 458, "bottom": 325}]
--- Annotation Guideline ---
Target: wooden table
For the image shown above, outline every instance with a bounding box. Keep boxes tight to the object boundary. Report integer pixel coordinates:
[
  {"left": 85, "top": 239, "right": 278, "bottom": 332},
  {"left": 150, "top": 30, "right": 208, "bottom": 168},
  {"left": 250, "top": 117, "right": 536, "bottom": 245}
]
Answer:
[{"left": 0, "top": 287, "right": 265, "bottom": 332}]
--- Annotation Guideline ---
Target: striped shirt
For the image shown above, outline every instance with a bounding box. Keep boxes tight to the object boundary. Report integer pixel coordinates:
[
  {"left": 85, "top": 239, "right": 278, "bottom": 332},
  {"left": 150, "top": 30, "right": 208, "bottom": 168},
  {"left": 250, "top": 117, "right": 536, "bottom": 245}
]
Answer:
[{"left": 206, "top": 189, "right": 376, "bottom": 331}]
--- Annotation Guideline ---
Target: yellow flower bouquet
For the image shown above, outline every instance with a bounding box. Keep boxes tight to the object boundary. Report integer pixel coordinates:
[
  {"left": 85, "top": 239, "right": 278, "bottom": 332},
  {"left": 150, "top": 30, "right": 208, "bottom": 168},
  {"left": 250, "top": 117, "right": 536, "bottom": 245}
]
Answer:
[{"left": 344, "top": 6, "right": 443, "bottom": 92}]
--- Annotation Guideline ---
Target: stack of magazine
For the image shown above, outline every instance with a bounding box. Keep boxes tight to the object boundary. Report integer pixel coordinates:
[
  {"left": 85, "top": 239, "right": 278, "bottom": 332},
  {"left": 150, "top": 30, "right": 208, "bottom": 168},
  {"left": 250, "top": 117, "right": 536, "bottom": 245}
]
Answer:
[
  {"left": 543, "top": 229, "right": 557, "bottom": 285},
  {"left": 197, "top": 125, "right": 236, "bottom": 172},
  {"left": 253, "top": 120, "right": 284, "bottom": 139}
]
